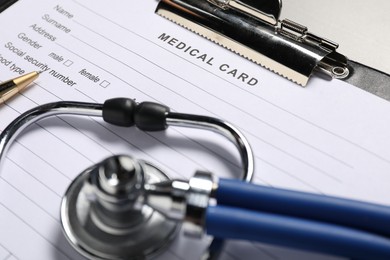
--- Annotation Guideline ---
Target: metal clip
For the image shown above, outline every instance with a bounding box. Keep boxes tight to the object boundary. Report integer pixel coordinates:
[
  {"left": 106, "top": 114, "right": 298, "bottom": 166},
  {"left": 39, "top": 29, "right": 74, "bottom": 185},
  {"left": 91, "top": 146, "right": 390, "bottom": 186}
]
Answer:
[
  {"left": 156, "top": 0, "right": 349, "bottom": 86},
  {"left": 207, "top": 0, "right": 282, "bottom": 25},
  {"left": 279, "top": 19, "right": 338, "bottom": 52}
]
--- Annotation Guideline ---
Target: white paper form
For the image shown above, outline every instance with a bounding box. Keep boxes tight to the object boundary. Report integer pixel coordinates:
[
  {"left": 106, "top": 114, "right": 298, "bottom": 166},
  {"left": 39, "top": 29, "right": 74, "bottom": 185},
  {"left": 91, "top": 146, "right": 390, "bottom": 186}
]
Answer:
[{"left": 0, "top": 0, "right": 390, "bottom": 259}]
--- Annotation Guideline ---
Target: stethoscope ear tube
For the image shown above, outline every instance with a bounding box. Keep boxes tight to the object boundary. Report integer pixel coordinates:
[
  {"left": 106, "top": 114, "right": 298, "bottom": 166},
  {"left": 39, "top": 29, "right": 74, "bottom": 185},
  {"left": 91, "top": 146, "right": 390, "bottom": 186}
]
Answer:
[{"left": 0, "top": 98, "right": 255, "bottom": 260}]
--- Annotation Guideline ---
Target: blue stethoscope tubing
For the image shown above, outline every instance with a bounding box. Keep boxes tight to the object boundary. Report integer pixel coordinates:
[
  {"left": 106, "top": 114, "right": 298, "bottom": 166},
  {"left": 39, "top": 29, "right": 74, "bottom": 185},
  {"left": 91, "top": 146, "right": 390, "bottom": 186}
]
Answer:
[{"left": 206, "top": 178, "right": 390, "bottom": 259}]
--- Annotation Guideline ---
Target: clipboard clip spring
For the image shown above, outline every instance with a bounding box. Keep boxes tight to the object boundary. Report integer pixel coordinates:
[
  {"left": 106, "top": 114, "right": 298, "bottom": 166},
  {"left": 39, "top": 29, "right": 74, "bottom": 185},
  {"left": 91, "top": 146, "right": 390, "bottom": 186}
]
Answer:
[
  {"left": 156, "top": 0, "right": 350, "bottom": 86},
  {"left": 279, "top": 19, "right": 338, "bottom": 51}
]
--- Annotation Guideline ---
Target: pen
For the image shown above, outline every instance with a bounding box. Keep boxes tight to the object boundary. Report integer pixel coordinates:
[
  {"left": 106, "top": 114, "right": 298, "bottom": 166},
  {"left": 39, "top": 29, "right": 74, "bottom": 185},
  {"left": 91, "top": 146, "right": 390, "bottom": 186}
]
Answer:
[{"left": 0, "top": 71, "right": 39, "bottom": 104}]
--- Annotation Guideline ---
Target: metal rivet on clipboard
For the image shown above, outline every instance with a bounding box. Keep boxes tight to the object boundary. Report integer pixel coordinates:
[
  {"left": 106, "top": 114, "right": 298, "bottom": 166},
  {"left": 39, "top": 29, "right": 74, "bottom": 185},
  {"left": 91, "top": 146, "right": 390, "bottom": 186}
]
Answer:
[{"left": 156, "top": 0, "right": 349, "bottom": 86}]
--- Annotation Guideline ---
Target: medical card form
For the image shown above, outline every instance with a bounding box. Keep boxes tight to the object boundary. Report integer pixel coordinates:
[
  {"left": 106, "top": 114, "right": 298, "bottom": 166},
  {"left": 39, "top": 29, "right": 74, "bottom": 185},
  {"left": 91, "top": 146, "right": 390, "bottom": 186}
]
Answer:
[{"left": 0, "top": 1, "right": 390, "bottom": 259}]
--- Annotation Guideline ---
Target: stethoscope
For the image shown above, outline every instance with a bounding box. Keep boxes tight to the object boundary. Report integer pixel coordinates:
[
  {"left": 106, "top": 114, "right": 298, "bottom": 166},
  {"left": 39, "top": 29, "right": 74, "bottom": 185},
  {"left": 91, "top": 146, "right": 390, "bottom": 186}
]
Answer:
[{"left": 1, "top": 98, "right": 390, "bottom": 260}]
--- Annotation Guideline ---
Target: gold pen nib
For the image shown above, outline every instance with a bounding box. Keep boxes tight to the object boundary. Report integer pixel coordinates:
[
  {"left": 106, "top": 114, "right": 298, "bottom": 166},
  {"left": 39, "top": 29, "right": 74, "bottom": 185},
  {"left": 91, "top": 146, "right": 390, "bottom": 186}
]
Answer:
[
  {"left": 0, "top": 71, "right": 39, "bottom": 104},
  {"left": 12, "top": 71, "right": 39, "bottom": 91}
]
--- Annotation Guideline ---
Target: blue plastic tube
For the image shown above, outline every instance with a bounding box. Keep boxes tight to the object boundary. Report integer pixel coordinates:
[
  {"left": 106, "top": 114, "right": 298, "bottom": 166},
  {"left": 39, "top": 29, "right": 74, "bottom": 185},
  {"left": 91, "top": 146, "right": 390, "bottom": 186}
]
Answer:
[
  {"left": 206, "top": 205, "right": 390, "bottom": 260},
  {"left": 216, "top": 178, "right": 390, "bottom": 238}
]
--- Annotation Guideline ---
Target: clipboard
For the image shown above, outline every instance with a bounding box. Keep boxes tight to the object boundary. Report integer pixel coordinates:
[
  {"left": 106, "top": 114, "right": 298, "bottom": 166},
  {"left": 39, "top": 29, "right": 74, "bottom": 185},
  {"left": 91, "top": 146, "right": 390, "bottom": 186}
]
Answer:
[
  {"left": 2, "top": 0, "right": 389, "bottom": 100},
  {"left": 0, "top": 0, "right": 390, "bottom": 259},
  {"left": 156, "top": 0, "right": 390, "bottom": 101}
]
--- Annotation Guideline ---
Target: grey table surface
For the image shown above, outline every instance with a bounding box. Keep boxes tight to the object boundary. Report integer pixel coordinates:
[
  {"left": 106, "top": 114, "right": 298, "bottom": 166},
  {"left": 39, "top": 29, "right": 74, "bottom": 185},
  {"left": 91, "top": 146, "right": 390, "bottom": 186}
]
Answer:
[{"left": 282, "top": 0, "right": 390, "bottom": 75}]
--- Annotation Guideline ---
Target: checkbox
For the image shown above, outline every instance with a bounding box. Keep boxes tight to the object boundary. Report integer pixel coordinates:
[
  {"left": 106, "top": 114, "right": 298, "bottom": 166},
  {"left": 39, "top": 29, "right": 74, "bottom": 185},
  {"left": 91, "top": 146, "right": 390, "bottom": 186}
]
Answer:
[
  {"left": 100, "top": 80, "right": 110, "bottom": 88},
  {"left": 63, "top": 60, "right": 74, "bottom": 67}
]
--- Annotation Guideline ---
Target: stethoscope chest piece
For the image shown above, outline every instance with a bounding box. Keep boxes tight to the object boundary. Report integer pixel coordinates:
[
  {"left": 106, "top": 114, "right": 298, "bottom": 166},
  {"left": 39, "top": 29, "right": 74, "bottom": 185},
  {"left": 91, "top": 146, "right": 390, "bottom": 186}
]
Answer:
[{"left": 60, "top": 155, "right": 179, "bottom": 259}]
